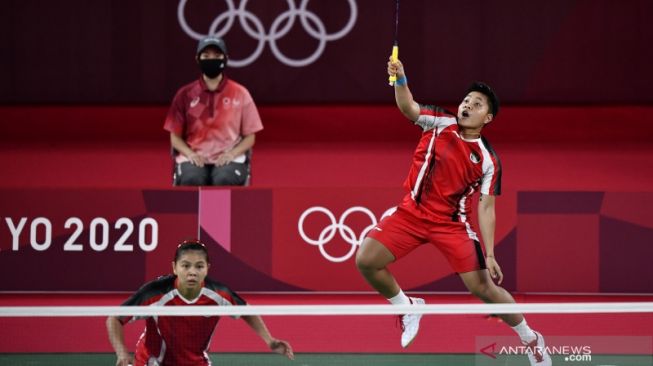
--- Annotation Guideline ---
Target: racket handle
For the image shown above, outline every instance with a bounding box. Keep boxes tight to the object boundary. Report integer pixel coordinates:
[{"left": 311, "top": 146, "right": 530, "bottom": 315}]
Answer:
[{"left": 388, "top": 45, "right": 399, "bottom": 86}]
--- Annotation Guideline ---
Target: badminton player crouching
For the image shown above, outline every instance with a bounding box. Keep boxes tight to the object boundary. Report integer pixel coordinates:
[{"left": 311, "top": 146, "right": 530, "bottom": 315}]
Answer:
[
  {"left": 106, "top": 240, "right": 294, "bottom": 366},
  {"left": 355, "top": 57, "right": 551, "bottom": 366}
]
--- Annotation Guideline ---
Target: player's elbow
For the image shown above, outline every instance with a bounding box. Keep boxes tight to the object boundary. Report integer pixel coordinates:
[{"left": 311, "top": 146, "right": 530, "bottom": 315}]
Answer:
[
  {"left": 398, "top": 104, "right": 419, "bottom": 121},
  {"left": 478, "top": 203, "right": 491, "bottom": 214},
  {"left": 106, "top": 316, "right": 121, "bottom": 331}
]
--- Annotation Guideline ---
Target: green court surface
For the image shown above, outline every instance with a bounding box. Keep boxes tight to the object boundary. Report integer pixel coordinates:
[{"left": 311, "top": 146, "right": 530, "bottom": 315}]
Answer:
[{"left": 0, "top": 353, "right": 651, "bottom": 365}]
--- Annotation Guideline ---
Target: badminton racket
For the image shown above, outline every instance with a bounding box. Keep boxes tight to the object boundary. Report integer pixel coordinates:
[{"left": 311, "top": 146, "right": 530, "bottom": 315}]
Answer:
[{"left": 388, "top": 0, "right": 400, "bottom": 86}]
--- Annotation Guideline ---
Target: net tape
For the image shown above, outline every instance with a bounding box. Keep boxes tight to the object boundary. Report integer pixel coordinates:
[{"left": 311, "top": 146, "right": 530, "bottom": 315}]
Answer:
[{"left": 2, "top": 302, "right": 653, "bottom": 317}]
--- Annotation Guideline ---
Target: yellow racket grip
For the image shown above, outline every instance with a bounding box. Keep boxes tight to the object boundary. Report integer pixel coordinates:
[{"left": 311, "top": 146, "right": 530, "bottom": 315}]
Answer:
[{"left": 388, "top": 45, "right": 399, "bottom": 86}]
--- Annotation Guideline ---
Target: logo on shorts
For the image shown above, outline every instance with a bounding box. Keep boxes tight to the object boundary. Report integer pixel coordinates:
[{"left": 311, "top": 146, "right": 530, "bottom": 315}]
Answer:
[{"left": 470, "top": 151, "right": 481, "bottom": 164}]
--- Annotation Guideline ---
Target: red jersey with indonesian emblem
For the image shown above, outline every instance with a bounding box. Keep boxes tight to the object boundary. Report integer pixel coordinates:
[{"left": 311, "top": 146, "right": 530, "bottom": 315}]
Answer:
[
  {"left": 400, "top": 104, "right": 502, "bottom": 223},
  {"left": 118, "top": 274, "right": 246, "bottom": 366}
]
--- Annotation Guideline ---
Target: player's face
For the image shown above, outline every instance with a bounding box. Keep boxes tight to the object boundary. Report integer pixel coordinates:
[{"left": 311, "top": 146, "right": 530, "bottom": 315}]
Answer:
[
  {"left": 457, "top": 91, "right": 493, "bottom": 129},
  {"left": 173, "top": 250, "right": 209, "bottom": 292}
]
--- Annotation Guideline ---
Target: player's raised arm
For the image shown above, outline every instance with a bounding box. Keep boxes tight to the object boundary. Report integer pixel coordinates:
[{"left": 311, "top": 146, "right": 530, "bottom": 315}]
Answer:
[{"left": 388, "top": 57, "right": 420, "bottom": 121}]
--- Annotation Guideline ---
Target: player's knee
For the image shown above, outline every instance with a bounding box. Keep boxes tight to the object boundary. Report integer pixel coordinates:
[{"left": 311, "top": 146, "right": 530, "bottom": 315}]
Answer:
[
  {"left": 355, "top": 249, "right": 374, "bottom": 272},
  {"left": 469, "top": 283, "right": 493, "bottom": 301},
  {"left": 356, "top": 239, "right": 395, "bottom": 272}
]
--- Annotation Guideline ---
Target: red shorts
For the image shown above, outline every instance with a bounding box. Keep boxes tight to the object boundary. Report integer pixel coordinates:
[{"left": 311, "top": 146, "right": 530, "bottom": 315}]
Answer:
[{"left": 367, "top": 207, "right": 486, "bottom": 273}]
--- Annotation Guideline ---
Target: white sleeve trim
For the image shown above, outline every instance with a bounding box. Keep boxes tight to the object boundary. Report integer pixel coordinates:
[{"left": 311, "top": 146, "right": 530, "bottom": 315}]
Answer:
[
  {"left": 415, "top": 115, "right": 456, "bottom": 131},
  {"left": 478, "top": 141, "right": 496, "bottom": 195}
]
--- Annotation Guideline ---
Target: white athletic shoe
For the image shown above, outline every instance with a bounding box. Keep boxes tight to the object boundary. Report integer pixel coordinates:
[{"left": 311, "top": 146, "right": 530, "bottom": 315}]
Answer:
[
  {"left": 523, "top": 331, "right": 552, "bottom": 366},
  {"left": 399, "top": 297, "right": 425, "bottom": 348}
]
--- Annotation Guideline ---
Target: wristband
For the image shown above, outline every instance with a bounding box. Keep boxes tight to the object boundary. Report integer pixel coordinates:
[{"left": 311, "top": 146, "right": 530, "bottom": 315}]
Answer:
[{"left": 395, "top": 75, "right": 407, "bottom": 86}]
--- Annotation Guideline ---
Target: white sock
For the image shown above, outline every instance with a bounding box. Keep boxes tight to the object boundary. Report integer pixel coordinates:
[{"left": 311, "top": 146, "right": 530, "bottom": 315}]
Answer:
[
  {"left": 387, "top": 290, "right": 411, "bottom": 305},
  {"left": 512, "top": 319, "right": 537, "bottom": 342}
]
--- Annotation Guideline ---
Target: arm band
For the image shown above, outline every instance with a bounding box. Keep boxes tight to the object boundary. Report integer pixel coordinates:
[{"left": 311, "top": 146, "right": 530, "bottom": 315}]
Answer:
[{"left": 395, "top": 75, "right": 407, "bottom": 86}]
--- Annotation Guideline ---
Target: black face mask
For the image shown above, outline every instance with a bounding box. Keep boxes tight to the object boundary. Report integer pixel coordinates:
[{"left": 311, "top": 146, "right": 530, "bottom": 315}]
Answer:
[{"left": 198, "top": 59, "right": 226, "bottom": 79}]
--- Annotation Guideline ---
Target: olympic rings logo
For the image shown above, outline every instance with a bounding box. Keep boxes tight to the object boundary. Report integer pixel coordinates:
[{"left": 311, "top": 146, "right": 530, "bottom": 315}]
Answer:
[
  {"left": 178, "top": 0, "right": 358, "bottom": 67},
  {"left": 298, "top": 206, "right": 396, "bottom": 263}
]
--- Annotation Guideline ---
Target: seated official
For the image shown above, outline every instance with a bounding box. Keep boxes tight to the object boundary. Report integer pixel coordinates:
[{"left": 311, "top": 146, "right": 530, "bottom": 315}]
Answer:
[{"left": 164, "top": 36, "right": 262, "bottom": 186}]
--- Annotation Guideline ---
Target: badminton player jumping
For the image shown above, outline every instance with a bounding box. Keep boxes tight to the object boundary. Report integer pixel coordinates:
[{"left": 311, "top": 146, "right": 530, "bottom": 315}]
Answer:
[{"left": 355, "top": 58, "right": 552, "bottom": 366}]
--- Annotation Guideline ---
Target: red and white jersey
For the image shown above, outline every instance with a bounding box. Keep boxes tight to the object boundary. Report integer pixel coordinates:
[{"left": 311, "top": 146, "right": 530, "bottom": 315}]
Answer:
[
  {"left": 163, "top": 76, "right": 263, "bottom": 164},
  {"left": 118, "top": 274, "right": 246, "bottom": 366},
  {"left": 400, "top": 104, "right": 502, "bottom": 226}
]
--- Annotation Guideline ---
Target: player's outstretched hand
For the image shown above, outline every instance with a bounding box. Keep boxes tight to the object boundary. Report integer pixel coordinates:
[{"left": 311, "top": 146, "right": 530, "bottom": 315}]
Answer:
[
  {"left": 486, "top": 256, "right": 504, "bottom": 285},
  {"left": 115, "top": 352, "right": 133, "bottom": 366},
  {"left": 387, "top": 56, "right": 405, "bottom": 80},
  {"left": 269, "top": 338, "right": 295, "bottom": 360}
]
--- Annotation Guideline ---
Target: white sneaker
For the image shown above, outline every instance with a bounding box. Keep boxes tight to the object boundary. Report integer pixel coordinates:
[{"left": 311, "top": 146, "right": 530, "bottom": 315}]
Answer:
[
  {"left": 399, "top": 297, "right": 425, "bottom": 348},
  {"left": 523, "top": 331, "right": 552, "bottom": 366}
]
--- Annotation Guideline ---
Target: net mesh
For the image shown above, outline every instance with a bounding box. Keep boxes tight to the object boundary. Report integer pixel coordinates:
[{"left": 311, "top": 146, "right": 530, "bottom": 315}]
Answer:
[{"left": 1, "top": 300, "right": 653, "bottom": 366}]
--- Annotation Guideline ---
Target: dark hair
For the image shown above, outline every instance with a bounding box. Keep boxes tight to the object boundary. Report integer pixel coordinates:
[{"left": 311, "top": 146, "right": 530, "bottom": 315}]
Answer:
[
  {"left": 466, "top": 82, "right": 499, "bottom": 117},
  {"left": 174, "top": 239, "right": 210, "bottom": 264}
]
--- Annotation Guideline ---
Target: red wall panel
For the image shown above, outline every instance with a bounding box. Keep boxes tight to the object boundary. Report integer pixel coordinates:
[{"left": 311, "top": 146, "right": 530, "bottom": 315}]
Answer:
[
  {"left": 2, "top": 1, "right": 652, "bottom": 104},
  {"left": 517, "top": 214, "right": 599, "bottom": 292}
]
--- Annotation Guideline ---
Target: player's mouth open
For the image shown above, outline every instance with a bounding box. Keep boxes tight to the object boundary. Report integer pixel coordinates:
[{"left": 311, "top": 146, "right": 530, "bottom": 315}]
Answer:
[{"left": 461, "top": 110, "right": 470, "bottom": 118}]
